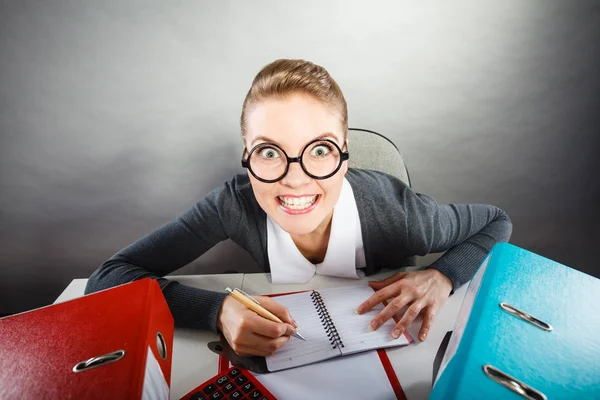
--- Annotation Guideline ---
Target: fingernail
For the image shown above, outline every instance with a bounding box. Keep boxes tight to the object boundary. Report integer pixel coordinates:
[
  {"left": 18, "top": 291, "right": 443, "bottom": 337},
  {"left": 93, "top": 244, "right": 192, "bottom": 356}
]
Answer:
[
  {"left": 392, "top": 328, "right": 403, "bottom": 339},
  {"left": 420, "top": 330, "right": 428, "bottom": 341},
  {"left": 369, "top": 320, "right": 379, "bottom": 331},
  {"left": 355, "top": 308, "right": 362, "bottom": 315},
  {"left": 291, "top": 319, "right": 298, "bottom": 328}
]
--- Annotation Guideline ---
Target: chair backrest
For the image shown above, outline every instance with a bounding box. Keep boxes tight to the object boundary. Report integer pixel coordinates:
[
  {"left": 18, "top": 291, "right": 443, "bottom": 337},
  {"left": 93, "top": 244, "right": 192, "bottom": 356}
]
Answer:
[
  {"left": 347, "top": 128, "right": 411, "bottom": 187},
  {"left": 347, "top": 128, "right": 419, "bottom": 267}
]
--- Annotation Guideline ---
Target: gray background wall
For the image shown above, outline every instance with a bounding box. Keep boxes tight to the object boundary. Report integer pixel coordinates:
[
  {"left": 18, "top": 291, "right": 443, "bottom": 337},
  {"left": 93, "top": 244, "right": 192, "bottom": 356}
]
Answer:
[{"left": 1, "top": 1, "right": 599, "bottom": 315}]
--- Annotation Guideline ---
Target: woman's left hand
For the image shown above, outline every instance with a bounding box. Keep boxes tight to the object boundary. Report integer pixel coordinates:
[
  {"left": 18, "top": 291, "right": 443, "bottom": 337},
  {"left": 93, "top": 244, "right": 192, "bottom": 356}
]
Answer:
[{"left": 356, "top": 269, "right": 453, "bottom": 341}]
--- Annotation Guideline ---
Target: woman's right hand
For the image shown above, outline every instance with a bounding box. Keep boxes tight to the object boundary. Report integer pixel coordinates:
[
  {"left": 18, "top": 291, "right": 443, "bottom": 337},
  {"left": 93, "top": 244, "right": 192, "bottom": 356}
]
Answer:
[{"left": 217, "top": 295, "right": 298, "bottom": 356}]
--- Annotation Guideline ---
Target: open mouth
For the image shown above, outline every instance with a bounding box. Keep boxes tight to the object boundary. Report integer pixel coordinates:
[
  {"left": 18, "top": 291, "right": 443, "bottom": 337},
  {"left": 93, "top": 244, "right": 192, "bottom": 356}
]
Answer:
[{"left": 277, "top": 195, "right": 320, "bottom": 214}]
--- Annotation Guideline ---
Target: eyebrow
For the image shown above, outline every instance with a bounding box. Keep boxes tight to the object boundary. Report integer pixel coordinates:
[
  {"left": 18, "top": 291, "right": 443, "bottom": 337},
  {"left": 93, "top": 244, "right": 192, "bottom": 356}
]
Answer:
[{"left": 250, "top": 132, "right": 341, "bottom": 148}]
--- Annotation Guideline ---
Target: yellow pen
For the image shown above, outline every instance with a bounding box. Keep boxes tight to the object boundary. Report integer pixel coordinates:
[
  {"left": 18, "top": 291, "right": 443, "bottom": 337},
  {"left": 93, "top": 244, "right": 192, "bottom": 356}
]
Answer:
[{"left": 225, "top": 287, "right": 306, "bottom": 341}]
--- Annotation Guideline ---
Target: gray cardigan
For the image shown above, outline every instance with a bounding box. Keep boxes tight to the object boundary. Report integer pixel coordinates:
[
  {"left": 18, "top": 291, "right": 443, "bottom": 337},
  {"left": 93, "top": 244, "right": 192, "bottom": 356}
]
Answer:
[{"left": 85, "top": 169, "right": 512, "bottom": 332}]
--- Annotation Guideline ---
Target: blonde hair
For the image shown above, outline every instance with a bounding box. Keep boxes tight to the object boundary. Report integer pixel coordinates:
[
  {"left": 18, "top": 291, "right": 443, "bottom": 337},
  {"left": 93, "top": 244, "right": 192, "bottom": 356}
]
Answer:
[{"left": 240, "top": 59, "right": 348, "bottom": 143}]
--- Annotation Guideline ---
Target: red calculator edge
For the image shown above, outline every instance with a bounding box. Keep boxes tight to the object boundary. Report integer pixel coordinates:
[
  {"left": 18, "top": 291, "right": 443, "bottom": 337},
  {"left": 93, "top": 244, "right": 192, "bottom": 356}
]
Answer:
[{"left": 180, "top": 366, "right": 277, "bottom": 400}]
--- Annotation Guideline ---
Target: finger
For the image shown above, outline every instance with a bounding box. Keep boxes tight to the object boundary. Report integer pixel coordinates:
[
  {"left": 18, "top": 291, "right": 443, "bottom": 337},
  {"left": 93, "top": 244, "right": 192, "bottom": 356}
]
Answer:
[
  {"left": 418, "top": 305, "right": 438, "bottom": 341},
  {"left": 357, "top": 285, "right": 401, "bottom": 314},
  {"left": 392, "top": 301, "right": 427, "bottom": 339},
  {"left": 368, "top": 272, "right": 407, "bottom": 290},
  {"left": 266, "top": 335, "right": 291, "bottom": 355},
  {"left": 257, "top": 296, "right": 298, "bottom": 327},
  {"left": 244, "top": 311, "right": 296, "bottom": 338},
  {"left": 368, "top": 294, "right": 412, "bottom": 331},
  {"left": 236, "top": 335, "right": 290, "bottom": 357}
]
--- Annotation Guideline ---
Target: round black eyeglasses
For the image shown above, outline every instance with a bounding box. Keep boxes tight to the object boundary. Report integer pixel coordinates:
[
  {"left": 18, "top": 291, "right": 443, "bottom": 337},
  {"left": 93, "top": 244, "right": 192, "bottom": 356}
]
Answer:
[{"left": 241, "top": 138, "right": 350, "bottom": 183}]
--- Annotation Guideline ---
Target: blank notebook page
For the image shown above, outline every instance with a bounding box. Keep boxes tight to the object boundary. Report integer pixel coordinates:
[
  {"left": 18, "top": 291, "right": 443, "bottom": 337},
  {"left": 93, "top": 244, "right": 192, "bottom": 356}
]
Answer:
[
  {"left": 266, "top": 291, "right": 341, "bottom": 371},
  {"left": 319, "top": 285, "right": 409, "bottom": 355}
]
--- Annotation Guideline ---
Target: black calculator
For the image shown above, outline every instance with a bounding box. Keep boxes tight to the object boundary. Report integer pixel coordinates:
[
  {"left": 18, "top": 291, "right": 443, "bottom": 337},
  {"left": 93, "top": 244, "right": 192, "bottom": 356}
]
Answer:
[{"left": 180, "top": 366, "right": 277, "bottom": 400}]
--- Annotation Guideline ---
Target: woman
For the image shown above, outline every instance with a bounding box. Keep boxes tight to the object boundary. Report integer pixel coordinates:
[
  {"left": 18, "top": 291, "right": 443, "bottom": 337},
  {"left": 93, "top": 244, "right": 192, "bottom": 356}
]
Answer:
[{"left": 85, "top": 59, "right": 512, "bottom": 357}]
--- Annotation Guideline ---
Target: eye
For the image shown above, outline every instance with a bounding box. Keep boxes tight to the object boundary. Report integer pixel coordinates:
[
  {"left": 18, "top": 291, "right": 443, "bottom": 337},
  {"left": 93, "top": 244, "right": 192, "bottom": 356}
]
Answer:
[
  {"left": 310, "top": 144, "right": 332, "bottom": 157},
  {"left": 259, "top": 147, "right": 281, "bottom": 159}
]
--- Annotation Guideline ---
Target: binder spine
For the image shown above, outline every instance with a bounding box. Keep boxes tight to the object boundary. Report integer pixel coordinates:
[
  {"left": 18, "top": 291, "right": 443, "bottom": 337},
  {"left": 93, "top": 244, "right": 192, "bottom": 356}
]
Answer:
[{"left": 310, "top": 290, "right": 344, "bottom": 349}]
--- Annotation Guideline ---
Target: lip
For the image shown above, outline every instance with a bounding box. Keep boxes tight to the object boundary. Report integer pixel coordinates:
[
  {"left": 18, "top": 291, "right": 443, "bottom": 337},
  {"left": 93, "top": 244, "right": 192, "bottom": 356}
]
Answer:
[
  {"left": 278, "top": 194, "right": 318, "bottom": 198},
  {"left": 277, "top": 194, "right": 321, "bottom": 215}
]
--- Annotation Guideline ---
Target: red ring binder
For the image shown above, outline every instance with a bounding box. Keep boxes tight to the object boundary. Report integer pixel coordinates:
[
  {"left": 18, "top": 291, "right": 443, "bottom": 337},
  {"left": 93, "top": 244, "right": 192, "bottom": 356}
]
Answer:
[{"left": 0, "top": 278, "right": 174, "bottom": 400}]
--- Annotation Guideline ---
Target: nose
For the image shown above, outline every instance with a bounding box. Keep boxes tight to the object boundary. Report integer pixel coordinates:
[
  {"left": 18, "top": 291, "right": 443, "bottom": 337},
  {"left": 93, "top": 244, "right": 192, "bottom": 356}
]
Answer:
[{"left": 280, "top": 161, "right": 311, "bottom": 188}]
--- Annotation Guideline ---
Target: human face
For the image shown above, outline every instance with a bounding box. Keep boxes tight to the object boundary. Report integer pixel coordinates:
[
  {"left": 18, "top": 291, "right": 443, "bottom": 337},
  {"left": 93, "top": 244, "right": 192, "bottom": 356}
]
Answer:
[{"left": 244, "top": 93, "right": 348, "bottom": 236}]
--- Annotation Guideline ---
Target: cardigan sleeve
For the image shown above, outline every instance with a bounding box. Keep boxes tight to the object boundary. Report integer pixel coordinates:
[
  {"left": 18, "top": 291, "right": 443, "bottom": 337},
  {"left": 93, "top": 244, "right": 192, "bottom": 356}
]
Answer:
[
  {"left": 402, "top": 190, "right": 513, "bottom": 290},
  {"left": 85, "top": 177, "right": 244, "bottom": 332}
]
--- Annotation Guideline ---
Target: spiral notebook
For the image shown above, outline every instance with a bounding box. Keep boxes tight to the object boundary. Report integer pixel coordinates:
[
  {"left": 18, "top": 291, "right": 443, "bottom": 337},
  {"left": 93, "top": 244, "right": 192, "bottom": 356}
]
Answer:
[{"left": 266, "top": 285, "right": 412, "bottom": 372}]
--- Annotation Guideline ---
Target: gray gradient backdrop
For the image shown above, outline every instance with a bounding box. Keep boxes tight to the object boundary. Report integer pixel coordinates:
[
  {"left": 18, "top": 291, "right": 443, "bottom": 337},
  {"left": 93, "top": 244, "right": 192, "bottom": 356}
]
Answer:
[{"left": 1, "top": 1, "right": 599, "bottom": 315}]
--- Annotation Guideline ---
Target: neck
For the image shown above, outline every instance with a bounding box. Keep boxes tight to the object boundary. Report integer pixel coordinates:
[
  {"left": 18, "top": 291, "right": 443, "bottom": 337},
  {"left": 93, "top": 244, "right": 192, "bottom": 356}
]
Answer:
[
  {"left": 291, "top": 210, "right": 333, "bottom": 243},
  {"left": 289, "top": 211, "right": 334, "bottom": 264}
]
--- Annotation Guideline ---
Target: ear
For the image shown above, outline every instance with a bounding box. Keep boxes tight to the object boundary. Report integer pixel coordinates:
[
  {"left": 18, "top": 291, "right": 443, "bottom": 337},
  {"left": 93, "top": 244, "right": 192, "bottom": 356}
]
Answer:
[
  {"left": 341, "top": 158, "right": 349, "bottom": 175},
  {"left": 342, "top": 140, "right": 349, "bottom": 174}
]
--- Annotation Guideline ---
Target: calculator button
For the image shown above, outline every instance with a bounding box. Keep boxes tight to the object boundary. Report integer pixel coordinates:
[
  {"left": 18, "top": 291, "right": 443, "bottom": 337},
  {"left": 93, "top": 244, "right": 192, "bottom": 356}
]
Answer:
[
  {"left": 228, "top": 368, "right": 241, "bottom": 378},
  {"left": 241, "top": 382, "right": 255, "bottom": 393},
  {"left": 229, "top": 390, "right": 243, "bottom": 399},
  {"left": 235, "top": 375, "right": 248, "bottom": 385},
  {"left": 188, "top": 392, "right": 208, "bottom": 400},
  {"left": 216, "top": 375, "right": 229, "bottom": 386},
  {"left": 249, "top": 390, "right": 263, "bottom": 399},
  {"left": 210, "top": 391, "right": 223, "bottom": 400},
  {"left": 203, "top": 383, "right": 217, "bottom": 394},
  {"left": 222, "top": 382, "right": 236, "bottom": 394}
]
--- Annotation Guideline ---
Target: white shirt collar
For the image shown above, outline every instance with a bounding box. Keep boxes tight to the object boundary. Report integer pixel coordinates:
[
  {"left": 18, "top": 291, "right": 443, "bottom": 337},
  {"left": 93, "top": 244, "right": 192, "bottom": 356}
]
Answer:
[{"left": 267, "top": 177, "right": 365, "bottom": 284}]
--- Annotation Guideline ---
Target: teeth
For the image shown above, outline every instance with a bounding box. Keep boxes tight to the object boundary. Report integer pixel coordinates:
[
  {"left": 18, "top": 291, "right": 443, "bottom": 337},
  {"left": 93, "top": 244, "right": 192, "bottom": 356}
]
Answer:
[{"left": 278, "top": 195, "right": 318, "bottom": 210}]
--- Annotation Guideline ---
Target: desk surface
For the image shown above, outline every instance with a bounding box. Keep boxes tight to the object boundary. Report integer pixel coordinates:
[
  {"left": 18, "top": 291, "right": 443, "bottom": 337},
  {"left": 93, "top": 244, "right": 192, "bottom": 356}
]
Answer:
[{"left": 55, "top": 273, "right": 466, "bottom": 400}]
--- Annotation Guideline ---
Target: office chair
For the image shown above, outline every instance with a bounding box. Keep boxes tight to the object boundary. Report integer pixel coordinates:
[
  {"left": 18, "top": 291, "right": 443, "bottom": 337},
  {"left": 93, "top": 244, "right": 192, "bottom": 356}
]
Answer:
[
  {"left": 347, "top": 128, "right": 412, "bottom": 187},
  {"left": 347, "top": 128, "right": 422, "bottom": 267},
  {"left": 347, "top": 128, "right": 443, "bottom": 268}
]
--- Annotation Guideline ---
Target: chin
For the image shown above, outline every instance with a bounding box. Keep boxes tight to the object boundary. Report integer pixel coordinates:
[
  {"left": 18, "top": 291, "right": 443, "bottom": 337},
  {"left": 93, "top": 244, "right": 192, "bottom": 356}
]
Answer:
[{"left": 276, "top": 218, "right": 322, "bottom": 236}]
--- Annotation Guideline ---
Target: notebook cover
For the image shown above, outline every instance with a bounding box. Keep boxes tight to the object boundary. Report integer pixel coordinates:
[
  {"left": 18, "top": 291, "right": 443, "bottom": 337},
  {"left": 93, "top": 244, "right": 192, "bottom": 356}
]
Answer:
[{"left": 430, "top": 243, "right": 600, "bottom": 399}]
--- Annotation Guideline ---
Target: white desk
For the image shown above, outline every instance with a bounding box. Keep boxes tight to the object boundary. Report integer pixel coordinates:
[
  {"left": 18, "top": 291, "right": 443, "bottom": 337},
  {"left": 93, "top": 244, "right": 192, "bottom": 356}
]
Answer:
[{"left": 55, "top": 273, "right": 466, "bottom": 400}]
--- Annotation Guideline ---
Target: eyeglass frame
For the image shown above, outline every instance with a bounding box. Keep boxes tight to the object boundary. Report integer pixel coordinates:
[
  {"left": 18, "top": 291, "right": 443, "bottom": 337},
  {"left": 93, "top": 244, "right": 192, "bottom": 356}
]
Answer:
[{"left": 241, "top": 138, "right": 350, "bottom": 183}]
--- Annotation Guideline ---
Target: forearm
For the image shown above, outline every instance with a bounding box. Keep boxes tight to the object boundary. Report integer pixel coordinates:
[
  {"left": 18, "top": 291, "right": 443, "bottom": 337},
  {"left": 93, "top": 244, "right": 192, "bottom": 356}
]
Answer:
[
  {"left": 85, "top": 260, "right": 228, "bottom": 332},
  {"left": 83, "top": 216, "right": 228, "bottom": 332},
  {"left": 429, "top": 210, "right": 512, "bottom": 290},
  {"left": 163, "top": 282, "right": 228, "bottom": 332},
  {"left": 85, "top": 257, "right": 170, "bottom": 293}
]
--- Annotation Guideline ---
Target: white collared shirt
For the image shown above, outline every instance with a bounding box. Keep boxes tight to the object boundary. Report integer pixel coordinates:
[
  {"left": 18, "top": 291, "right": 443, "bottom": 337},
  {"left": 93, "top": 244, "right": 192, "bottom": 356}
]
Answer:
[{"left": 267, "top": 178, "right": 367, "bottom": 284}]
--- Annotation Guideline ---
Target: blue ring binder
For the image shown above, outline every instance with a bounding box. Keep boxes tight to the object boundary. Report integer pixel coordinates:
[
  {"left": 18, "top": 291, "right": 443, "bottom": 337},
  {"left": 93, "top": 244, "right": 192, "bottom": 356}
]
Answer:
[{"left": 430, "top": 243, "right": 600, "bottom": 399}]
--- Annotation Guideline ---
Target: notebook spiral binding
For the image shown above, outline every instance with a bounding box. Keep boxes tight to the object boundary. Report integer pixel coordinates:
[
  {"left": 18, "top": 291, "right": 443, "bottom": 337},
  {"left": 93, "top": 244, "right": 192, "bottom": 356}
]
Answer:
[{"left": 310, "top": 290, "right": 344, "bottom": 350}]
